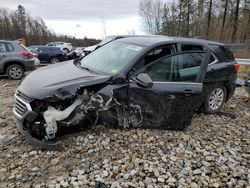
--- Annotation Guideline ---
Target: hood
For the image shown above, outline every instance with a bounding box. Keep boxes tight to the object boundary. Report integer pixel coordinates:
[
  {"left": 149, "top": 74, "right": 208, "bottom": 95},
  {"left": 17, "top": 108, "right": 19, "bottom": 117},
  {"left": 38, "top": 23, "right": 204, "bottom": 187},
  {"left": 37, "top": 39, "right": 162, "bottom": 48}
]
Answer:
[{"left": 18, "top": 60, "right": 111, "bottom": 100}]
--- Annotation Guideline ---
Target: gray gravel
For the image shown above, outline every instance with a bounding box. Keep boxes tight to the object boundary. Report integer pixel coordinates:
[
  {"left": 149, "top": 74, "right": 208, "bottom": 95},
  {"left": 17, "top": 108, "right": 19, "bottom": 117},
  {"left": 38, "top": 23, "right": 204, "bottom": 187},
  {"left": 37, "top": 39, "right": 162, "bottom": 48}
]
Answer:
[{"left": 0, "top": 78, "right": 249, "bottom": 188}]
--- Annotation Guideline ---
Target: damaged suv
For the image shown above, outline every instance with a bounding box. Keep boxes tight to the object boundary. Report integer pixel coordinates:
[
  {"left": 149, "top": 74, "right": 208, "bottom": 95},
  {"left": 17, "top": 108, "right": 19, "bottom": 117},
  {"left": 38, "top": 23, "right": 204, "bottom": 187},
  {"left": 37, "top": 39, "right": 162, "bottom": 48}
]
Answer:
[{"left": 13, "top": 36, "right": 238, "bottom": 149}]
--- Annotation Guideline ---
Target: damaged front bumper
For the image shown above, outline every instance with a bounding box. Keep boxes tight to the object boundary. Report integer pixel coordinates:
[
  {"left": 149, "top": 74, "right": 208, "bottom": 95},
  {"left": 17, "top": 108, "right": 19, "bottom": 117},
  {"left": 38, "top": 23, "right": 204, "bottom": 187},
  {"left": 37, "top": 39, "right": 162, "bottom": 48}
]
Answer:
[
  {"left": 15, "top": 118, "right": 63, "bottom": 150},
  {"left": 13, "top": 91, "right": 63, "bottom": 150}
]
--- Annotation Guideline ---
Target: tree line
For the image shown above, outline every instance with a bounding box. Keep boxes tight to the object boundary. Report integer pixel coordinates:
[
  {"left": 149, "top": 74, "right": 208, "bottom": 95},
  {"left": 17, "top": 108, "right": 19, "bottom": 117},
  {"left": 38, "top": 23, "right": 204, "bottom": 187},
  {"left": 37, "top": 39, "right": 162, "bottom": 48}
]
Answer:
[
  {"left": 0, "top": 5, "right": 100, "bottom": 47},
  {"left": 139, "top": 0, "right": 250, "bottom": 43}
]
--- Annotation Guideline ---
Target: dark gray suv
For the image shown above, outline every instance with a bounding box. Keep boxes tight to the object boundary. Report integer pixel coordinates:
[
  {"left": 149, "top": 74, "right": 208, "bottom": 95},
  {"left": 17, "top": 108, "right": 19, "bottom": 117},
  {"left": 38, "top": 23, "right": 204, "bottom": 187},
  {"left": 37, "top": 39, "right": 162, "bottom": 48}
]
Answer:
[{"left": 0, "top": 40, "right": 36, "bottom": 80}]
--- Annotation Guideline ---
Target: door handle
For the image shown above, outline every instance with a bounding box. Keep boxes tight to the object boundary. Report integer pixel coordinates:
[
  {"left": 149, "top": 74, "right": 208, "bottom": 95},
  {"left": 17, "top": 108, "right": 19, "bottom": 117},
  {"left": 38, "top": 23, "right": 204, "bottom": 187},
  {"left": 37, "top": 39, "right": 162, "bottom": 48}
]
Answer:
[
  {"left": 184, "top": 89, "right": 194, "bottom": 94},
  {"left": 208, "top": 68, "right": 216, "bottom": 73}
]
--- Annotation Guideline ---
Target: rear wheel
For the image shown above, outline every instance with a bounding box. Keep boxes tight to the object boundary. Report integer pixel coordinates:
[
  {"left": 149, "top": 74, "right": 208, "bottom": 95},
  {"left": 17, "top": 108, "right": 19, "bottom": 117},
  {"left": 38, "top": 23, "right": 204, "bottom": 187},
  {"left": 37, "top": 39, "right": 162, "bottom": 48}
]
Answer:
[
  {"left": 50, "top": 58, "right": 59, "bottom": 64},
  {"left": 6, "top": 64, "right": 24, "bottom": 80},
  {"left": 203, "top": 85, "right": 226, "bottom": 113}
]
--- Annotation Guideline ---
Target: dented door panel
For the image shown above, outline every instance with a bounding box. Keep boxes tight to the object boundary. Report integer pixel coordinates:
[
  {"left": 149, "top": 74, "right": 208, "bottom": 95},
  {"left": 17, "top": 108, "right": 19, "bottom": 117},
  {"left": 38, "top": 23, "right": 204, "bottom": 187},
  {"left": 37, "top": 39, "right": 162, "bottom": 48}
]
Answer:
[{"left": 128, "top": 82, "right": 203, "bottom": 130}]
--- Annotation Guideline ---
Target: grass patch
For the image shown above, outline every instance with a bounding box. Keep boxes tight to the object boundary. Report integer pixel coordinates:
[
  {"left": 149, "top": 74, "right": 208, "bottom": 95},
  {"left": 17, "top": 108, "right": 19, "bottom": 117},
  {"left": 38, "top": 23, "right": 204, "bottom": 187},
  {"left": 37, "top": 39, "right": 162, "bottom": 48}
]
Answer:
[{"left": 238, "top": 65, "right": 250, "bottom": 79}]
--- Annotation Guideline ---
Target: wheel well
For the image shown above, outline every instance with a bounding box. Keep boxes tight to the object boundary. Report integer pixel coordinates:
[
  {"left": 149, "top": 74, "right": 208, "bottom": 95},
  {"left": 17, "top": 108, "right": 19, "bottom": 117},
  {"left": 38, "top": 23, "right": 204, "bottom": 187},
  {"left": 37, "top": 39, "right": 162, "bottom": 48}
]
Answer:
[
  {"left": 4, "top": 62, "right": 25, "bottom": 73},
  {"left": 202, "top": 83, "right": 228, "bottom": 103}
]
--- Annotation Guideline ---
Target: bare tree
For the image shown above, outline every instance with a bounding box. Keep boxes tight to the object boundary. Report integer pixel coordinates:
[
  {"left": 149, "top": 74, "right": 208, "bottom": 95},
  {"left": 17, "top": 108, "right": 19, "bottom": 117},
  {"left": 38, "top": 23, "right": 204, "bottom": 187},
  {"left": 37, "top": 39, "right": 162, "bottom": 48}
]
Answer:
[
  {"left": 139, "top": 0, "right": 163, "bottom": 34},
  {"left": 206, "top": 0, "right": 213, "bottom": 38},
  {"left": 232, "top": 0, "right": 240, "bottom": 42}
]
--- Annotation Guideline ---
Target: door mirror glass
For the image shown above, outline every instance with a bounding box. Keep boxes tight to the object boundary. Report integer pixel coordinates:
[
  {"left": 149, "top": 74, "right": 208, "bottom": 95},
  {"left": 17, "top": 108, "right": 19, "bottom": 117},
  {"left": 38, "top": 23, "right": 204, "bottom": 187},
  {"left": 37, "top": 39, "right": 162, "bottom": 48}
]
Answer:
[{"left": 135, "top": 73, "right": 153, "bottom": 88}]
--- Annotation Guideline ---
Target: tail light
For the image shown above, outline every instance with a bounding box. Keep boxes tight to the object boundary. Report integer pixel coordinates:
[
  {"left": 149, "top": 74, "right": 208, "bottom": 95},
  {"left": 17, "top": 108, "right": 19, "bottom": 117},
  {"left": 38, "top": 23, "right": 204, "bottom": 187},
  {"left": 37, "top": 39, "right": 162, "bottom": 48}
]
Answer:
[
  {"left": 22, "top": 51, "right": 32, "bottom": 58},
  {"left": 234, "top": 64, "right": 240, "bottom": 73}
]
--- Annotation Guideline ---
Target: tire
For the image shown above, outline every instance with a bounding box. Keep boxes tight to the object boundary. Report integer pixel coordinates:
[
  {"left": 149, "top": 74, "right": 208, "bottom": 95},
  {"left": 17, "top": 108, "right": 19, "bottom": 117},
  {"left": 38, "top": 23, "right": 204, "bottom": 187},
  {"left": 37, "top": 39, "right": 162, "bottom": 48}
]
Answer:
[
  {"left": 6, "top": 64, "right": 24, "bottom": 80},
  {"left": 63, "top": 48, "right": 69, "bottom": 53},
  {"left": 50, "top": 57, "right": 59, "bottom": 64},
  {"left": 203, "top": 84, "right": 226, "bottom": 113}
]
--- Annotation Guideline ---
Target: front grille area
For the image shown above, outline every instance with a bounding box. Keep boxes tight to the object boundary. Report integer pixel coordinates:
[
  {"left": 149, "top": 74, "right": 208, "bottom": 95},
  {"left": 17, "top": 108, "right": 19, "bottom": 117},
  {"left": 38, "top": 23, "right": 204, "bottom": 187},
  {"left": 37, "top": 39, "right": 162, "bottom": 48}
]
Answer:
[
  {"left": 14, "top": 91, "right": 32, "bottom": 119},
  {"left": 16, "top": 91, "right": 31, "bottom": 102}
]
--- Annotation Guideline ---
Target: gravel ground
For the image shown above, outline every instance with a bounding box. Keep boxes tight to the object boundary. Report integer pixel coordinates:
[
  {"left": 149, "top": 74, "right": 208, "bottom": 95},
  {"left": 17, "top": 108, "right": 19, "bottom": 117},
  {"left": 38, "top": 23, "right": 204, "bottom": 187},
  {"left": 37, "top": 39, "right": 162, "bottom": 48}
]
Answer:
[{"left": 0, "top": 77, "right": 249, "bottom": 188}]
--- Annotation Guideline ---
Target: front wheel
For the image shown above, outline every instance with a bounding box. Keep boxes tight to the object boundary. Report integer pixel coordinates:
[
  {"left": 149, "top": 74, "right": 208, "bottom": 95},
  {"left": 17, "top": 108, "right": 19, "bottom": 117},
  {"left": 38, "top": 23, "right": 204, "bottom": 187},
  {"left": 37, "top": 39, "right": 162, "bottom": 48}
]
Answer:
[
  {"left": 6, "top": 64, "right": 24, "bottom": 80},
  {"left": 203, "top": 85, "right": 226, "bottom": 113}
]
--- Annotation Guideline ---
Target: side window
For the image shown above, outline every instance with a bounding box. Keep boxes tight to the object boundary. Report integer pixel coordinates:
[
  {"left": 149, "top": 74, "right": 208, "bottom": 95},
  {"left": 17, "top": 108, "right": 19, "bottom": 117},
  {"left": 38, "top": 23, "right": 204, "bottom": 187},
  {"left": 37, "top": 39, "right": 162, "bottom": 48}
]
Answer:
[
  {"left": 6, "top": 43, "right": 14, "bottom": 51},
  {"left": 40, "top": 48, "right": 47, "bottom": 52},
  {"left": 33, "top": 47, "right": 40, "bottom": 53},
  {"left": 131, "top": 45, "right": 176, "bottom": 75},
  {"left": 144, "top": 52, "right": 207, "bottom": 82},
  {"left": 181, "top": 44, "right": 203, "bottom": 51},
  {"left": 0, "top": 43, "right": 7, "bottom": 52},
  {"left": 144, "top": 45, "right": 175, "bottom": 65}
]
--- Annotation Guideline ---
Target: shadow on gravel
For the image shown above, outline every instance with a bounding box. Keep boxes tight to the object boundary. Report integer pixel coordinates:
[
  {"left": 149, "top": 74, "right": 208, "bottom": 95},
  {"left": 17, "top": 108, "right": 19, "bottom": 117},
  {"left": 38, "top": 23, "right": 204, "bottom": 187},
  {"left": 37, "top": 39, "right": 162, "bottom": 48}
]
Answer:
[{"left": 214, "top": 111, "right": 237, "bottom": 119}]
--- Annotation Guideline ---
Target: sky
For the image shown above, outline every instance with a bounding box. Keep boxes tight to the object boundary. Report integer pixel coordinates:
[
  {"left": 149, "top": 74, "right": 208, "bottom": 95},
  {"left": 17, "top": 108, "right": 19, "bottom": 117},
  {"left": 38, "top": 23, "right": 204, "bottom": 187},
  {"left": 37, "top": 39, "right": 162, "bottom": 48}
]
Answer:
[{"left": 0, "top": 0, "right": 145, "bottom": 39}]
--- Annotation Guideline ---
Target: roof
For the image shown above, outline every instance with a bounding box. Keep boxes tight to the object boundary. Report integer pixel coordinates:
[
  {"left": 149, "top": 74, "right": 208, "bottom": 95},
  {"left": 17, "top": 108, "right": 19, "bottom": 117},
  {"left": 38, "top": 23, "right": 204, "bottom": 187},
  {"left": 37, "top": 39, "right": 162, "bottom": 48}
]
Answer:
[
  {"left": 0, "top": 39, "right": 19, "bottom": 43},
  {"left": 28, "top": 45, "right": 59, "bottom": 48},
  {"left": 116, "top": 35, "right": 225, "bottom": 47}
]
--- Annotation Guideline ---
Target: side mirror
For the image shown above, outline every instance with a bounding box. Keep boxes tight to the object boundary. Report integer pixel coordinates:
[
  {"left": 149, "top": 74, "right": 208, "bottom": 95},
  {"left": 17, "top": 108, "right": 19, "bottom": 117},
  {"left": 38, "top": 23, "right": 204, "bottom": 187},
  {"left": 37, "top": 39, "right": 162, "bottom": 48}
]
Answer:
[{"left": 135, "top": 73, "right": 153, "bottom": 88}]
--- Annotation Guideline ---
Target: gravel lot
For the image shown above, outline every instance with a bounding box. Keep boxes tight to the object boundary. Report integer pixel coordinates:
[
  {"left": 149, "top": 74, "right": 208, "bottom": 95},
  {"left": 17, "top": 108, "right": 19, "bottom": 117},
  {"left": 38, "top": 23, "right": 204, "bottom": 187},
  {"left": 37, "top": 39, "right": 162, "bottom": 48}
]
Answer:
[{"left": 0, "top": 77, "right": 249, "bottom": 188}]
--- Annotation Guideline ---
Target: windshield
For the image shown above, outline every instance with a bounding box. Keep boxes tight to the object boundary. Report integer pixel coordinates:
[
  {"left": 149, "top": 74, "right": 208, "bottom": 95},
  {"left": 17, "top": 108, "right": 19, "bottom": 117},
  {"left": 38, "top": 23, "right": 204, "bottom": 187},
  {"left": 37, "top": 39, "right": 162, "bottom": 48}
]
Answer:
[
  {"left": 98, "top": 36, "right": 115, "bottom": 46},
  {"left": 80, "top": 41, "right": 144, "bottom": 75}
]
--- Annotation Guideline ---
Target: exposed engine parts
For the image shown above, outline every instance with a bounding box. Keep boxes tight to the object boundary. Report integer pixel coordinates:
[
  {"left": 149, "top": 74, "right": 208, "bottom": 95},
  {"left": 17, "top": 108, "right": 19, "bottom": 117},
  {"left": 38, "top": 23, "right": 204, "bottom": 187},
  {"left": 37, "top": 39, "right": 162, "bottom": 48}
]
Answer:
[
  {"left": 41, "top": 89, "right": 143, "bottom": 141},
  {"left": 43, "top": 98, "right": 82, "bottom": 140}
]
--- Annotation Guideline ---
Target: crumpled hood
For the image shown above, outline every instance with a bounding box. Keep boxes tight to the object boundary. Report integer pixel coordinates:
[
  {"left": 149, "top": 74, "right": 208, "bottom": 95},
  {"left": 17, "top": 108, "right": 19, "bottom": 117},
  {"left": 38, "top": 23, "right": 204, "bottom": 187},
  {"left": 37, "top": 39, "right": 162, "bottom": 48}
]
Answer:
[{"left": 18, "top": 60, "right": 111, "bottom": 100}]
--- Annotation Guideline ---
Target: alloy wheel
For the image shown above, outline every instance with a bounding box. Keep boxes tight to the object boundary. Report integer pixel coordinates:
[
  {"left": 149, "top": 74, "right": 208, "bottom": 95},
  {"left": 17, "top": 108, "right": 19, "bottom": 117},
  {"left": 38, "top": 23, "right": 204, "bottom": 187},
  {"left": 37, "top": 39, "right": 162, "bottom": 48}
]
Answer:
[
  {"left": 9, "top": 66, "right": 23, "bottom": 79},
  {"left": 208, "top": 88, "right": 225, "bottom": 111}
]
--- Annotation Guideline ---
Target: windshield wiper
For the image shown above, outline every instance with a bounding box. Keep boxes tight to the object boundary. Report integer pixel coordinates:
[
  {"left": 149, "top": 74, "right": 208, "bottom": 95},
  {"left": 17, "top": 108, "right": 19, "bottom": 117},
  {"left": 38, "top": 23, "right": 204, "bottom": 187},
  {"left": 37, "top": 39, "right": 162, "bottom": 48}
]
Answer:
[{"left": 80, "top": 65, "right": 98, "bottom": 74}]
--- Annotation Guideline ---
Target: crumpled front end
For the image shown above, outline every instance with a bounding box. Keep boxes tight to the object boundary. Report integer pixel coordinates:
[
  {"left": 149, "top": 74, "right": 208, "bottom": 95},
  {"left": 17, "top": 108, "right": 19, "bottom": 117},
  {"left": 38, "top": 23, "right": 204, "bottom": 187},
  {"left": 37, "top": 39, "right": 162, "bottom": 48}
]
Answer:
[
  {"left": 13, "top": 90, "right": 65, "bottom": 150},
  {"left": 13, "top": 88, "right": 126, "bottom": 150}
]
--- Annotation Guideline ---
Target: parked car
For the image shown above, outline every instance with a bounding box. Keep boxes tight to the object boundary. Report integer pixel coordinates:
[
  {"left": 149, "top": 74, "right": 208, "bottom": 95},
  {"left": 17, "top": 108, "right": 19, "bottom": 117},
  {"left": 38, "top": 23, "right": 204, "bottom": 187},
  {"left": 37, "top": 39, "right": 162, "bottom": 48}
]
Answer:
[
  {"left": 82, "top": 35, "right": 131, "bottom": 56},
  {"left": 46, "top": 41, "right": 73, "bottom": 53},
  {"left": 66, "top": 47, "right": 85, "bottom": 60},
  {"left": 13, "top": 36, "right": 238, "bottom": 149},
  {"left": 28, "top": 46, "right": 66, "bottom": 64},
  {"left": 0, "top": 40, "right": 36, "bottom": 80}
]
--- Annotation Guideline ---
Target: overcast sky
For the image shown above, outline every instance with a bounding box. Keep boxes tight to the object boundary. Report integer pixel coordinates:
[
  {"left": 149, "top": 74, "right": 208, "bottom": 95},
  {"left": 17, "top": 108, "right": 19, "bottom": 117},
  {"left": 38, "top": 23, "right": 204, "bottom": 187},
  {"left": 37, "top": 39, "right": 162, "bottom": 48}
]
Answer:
[{"left": 0, "top": 0, "right": 145, "bottom": 39}]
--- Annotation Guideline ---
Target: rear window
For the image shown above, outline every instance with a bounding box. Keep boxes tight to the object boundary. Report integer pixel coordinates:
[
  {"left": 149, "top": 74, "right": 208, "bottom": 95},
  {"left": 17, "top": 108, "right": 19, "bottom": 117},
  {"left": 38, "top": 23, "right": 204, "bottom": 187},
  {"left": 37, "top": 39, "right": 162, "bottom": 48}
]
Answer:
[{"left": 210, "top": 45, "right": 234, "bottom": 61}]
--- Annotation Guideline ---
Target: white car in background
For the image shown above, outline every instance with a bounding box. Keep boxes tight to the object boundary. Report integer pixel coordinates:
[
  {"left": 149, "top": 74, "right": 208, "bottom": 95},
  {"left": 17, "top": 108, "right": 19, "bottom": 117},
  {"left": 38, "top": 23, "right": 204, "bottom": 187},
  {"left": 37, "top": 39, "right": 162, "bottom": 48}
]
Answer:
[{"left": 46, "top": 41, "right": 73, "bottom": 53}]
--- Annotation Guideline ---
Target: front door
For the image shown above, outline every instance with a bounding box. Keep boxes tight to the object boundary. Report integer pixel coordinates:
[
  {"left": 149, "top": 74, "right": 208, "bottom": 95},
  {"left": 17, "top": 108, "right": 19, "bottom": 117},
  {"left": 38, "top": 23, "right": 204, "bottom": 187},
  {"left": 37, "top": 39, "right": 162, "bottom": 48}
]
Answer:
[{"left": 128, "top": 51, "right": 210, "bottom": 130}]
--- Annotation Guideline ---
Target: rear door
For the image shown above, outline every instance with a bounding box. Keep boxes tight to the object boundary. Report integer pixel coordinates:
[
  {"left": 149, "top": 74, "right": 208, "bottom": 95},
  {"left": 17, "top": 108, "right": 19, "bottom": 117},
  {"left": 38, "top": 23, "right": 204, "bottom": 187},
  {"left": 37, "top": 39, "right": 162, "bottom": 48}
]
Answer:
[
  {"left": 0, "top": 42, "right": 10, "bottom": 73},
  {"left": 128, "top": 51, "right": 210, "bottom": 130}
]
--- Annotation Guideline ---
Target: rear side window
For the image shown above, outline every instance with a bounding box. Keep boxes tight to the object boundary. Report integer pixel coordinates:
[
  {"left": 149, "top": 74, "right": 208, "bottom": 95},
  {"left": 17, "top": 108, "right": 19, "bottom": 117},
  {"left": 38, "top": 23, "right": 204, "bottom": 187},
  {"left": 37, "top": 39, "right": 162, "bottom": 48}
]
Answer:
[
  {"left": 181, "top": 44, "right": 203, "bottom": 51},
  {"left": 0, "top": 42, "right": 7, "bottom": 52},
  {"left": 6, "top": 43, "right": 14, "bottom": 51},
  {"left": 210, "top": 45, "right": 234, "bottom": 61}
]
